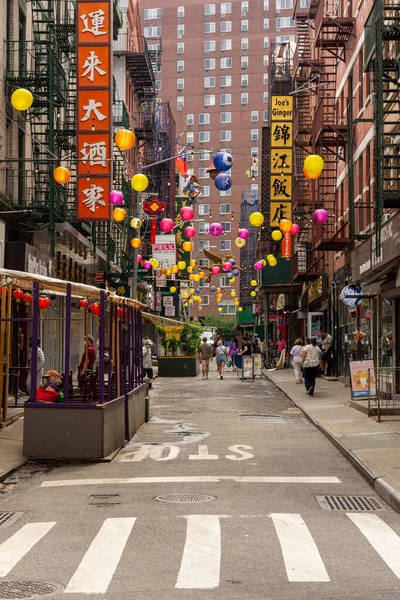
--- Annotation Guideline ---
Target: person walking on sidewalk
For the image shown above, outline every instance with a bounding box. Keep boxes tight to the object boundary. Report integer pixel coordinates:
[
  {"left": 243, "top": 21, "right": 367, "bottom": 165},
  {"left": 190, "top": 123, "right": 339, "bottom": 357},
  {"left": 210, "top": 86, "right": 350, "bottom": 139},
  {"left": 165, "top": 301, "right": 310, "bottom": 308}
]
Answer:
[
  {"left": 228, "top": 337, "right": 239, "bottom": 371},
  {"left": 290, "top": 338, "right": 304, "bottom": 384},
  {"left": 216, "top": 340, "right": 228, "bottom": 379},
  {"left": 301, "top": 337, "right": 321, "bottom": 396},
  {"left": 198, "top": 337, "right": 213, "bottom": 379},
  {"left": 320, "top": 329, "right": 332, "bottom": 376},
  {"left": 142, "top": 340, "right": 154, "bottom": 389}
]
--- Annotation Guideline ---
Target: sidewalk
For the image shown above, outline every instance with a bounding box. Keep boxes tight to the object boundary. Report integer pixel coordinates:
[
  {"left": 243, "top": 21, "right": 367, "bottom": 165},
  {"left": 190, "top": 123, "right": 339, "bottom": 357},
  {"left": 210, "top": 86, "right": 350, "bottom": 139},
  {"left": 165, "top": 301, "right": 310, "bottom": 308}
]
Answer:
[
  {"left": 0, "top": 416, "right": 27, "bottom": 482},
  {"left": 266, "top": 368, "right": 400, "bottom": 513}
]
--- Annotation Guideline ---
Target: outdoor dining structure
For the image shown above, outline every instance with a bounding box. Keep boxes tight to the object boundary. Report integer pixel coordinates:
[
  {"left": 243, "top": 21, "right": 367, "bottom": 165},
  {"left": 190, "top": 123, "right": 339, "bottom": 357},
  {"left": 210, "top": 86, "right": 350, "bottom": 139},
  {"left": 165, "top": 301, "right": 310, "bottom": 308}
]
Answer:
[{"left": 0, "top": 269, "right": 146, "bottom": 459}]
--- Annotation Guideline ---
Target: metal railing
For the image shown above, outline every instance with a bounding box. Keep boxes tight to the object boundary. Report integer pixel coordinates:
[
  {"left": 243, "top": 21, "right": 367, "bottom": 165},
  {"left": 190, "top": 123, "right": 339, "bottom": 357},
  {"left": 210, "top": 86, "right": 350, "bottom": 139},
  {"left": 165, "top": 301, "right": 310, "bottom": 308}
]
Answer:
[{"left": 368, "top": 367, "right": 400, "bottom": 422}]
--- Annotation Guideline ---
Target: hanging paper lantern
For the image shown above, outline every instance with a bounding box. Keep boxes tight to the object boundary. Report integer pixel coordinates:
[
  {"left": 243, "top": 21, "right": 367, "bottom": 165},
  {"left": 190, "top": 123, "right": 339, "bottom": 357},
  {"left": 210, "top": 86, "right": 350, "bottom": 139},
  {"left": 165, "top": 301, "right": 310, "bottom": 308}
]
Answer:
[
  {"left": 161, "top": 268, "right": 167, "bottom": 275},
  {"left": 130, "top": 238, "right": 141, "bottom": 249},
  {"left": 143, "top": 261, "right": 152, "bottom": 270},
  {"left": 177, "top": 261, "right": 187, "bottom": 270},
  {"left": 291, "top": 223, "right": 300, "bottom": 235},
  {"left": 199, "top": 272, "right": 205, "bottom": 279},
  {"left": 210, "top": 286, "right": 216, "bottom": 292},
  {"left": 115, "top": 128, "right": 136, "bottom": 150},
  {"left": 214, "top": 173, "right": 232, "bottom": 192},
  {"left": 231, "top": 276, "right": 236, "bottom": 283},
  {"left": 217, "top": 287, "right": 222, "bottom": 293},
  {"left": 182, "top": 241, "right": 192, "bottom": 252},
  {"left": 169, "top": 266, "right": 178, "bottom": 274},
  {"left": 254, "top": 261, "right": 264, "bottom": 270},
  {"left": 267, "top": 254, "right": 274, "bottom": 260},
  {"left": 271, "top": 230, "right": 283, "bottom": 241},
  {"left": 189, "top": 274, "right": 194, "bottom": 280},
  {"left": 235, "top": 237, "right": 246, "bottom": 248},
  {"left": 189, "top": 299, "right": 194, "bottom": 304},
  {"left": 268, "top": 257, "right": 278, "bottom": 267},
  {"left": 195, "top": 287, "right": 201, "bottom": 293},
  {"left": 304, "top": 154, "right": 324, "bottom": 175},
  {"left": 250, "top": 280, "right": 257, "bottom": 287},
  {"left": 227, "top": 272, "right": 234, "bottom": 280},
  {"left": 131, "top": 173, "right": 149, "bottom": 192},
  {"left": 130, "top": 218, "right": 142, "bottom": 228},
  {"left": 229, "top": 258, "right": 236, "bottom": 265},
  {"left": 250, "top": 291, "right": 257, "bottom": 297},
  {"left": 137, "top": 254, "right": 143, "bottom": 263},
  {"left": 110, "top": 190, "right": 124, "bottom": 205},
  {"left": 209, "top": 222, "right": 223, "bottom": 236},
  {"left": 198, "top": 306, "right": 203, "bottom": 311},
  {"left": 22, "top": 292, "right": 33, "bottom": 306},
  {"left": 79, "top": 298, "right": 89, "bottom": 311},
  {"left": 187, "top": 266, "right": 193, "bottom": 274},
  {"left": 90, "top": 302, "right": 101, "bottom": 316},
  {"left": 303, "top": 168, "right": 321, "bottom": 180},
  {"left": 53, "top": 166, "right": 71, "bottom": 185},
  {"left": 223, "top": 261, "right": 232, "bottom": 271},
  {"left": 218, "top": 307, "right": 223, "bottom": 312},
  {"left": 170, "top": 286, "right": 177, "bottom": 293},
  {"left": 160, "top": 218, "right": 174, "bottom": 233},
  {"left": 249, "top": 212, "right": 264, "bottom": 227},
  {"left": 230, "top": 291, "right": 236, "bottom": 297},
  {"left": 184, "top": 226, "right": 196, "bottom": 238},
  {"left": 232, "top": 269, "right": 239, "bottom": 276},
  {"left": 212, "top": 265, "right": 221, "bottom": 275},
  {"left": 213, "top": 151, "right": 233, "bottom": 172},
  {"left": 189, "top": 287, "right": 195, "bottom": 293},
  {"left": 314, "top": 208, "right": 329, "bottom": 223},
  {"left": 279, "top": 219, "right": 293, "bottom": 233},
  {"left": 11, "top": 88, "right": 34, "bottom": 111},
  {"left": 180, "top": 206, "right": 194, "bottom": 221},
  {"left": 190, "top": 259, "right": 197, "bottom": 267},
  {"left": 182, "top": 292, "right": 189, "bottom": 299},
  {"left": 238, "top": 307, "right": 243, "bottom": 312},
  {"left": 349, "top": 308, "right": 357, "bottom": 319},
  {"left": 261, "top": 259, "right": 267, "bottom": 266},
  {"left": 113, "top": 207, "right": 126, "bottom": 222},
  {"left": 238, "top": 228, "right": 250, "bottom": 239},
  {"left": 193, "top": 274, "right": 200, "bottom": 282},
  {"left": 149, "top": 258, "right": 159, "bottom": 268},
  {"left": 12, "top": 289, "right": 24, "bottom": 303}
]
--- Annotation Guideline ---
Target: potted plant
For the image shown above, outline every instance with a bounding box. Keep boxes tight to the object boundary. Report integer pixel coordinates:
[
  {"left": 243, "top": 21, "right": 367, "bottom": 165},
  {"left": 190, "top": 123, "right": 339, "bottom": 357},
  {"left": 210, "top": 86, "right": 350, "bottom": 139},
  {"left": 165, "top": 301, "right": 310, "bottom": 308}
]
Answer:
[{"left": 157, "top": 323, "right": 201, "bottom": 377}]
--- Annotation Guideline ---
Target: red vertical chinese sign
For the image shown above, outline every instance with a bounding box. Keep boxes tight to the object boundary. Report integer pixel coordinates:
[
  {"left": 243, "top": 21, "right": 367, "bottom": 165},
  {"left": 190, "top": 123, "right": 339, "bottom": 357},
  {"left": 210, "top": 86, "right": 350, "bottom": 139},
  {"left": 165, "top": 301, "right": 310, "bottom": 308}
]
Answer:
[{"left": 76, "top": 1, "right": 112, "bottom": 220}]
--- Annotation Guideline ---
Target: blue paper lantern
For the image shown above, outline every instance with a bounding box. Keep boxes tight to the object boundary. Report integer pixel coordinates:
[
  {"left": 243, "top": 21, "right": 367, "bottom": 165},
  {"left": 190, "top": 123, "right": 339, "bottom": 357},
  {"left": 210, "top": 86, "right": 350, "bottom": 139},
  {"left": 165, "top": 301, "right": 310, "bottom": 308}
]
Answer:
[
  {"left": 210, "top": 286, "right": 216, "bottom": 292},
  {"left": 232, "top": 268, "right": 239, "bottom": 276},
  {"left": 229, "top": 258, "right": 236, "bottom": 265},
  {"left": 214, "top": 173, "right": 232, "bottom": 191},
  {"left": 213, "top": 152, "right": 233, "bottom": 172},
  {"left": 195, "top": 287, "right": 200, "bottom": 293},
  {"left": 227, "top": 272, "right": 234, "bottom": 280}
]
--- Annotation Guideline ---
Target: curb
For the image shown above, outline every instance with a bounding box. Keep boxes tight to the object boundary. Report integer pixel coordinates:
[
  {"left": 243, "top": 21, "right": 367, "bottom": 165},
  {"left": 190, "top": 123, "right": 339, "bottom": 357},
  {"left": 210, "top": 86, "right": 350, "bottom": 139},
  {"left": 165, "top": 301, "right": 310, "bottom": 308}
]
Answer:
[
  {"left": 0, "top": 458, "right": 29, "bottom": 484},
  {"left": 267, "top": 374, "right": 400, "bottom": 513}
]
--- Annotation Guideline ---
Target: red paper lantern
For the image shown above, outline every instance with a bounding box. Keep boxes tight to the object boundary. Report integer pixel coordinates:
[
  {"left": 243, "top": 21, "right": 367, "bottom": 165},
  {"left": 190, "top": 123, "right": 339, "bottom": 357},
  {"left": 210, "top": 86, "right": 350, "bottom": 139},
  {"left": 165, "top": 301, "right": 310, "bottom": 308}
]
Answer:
[
  {"left": 13, "top": 288, "right": 24, "bottom": 303},
  {"left": 22, "top": 292, "right": 33, "bottom": 306},
  {"left": 38, "top": 296, "right": 51, "bottom": 311},
  {"left": 79, "top": 298, "right": 89, "bottom": 311},
  {"left": 117, "top": 306, "right": 123, "bottom": 318},
  {"left": 90, "top": 302, "right": 101, "bottom": 316}
]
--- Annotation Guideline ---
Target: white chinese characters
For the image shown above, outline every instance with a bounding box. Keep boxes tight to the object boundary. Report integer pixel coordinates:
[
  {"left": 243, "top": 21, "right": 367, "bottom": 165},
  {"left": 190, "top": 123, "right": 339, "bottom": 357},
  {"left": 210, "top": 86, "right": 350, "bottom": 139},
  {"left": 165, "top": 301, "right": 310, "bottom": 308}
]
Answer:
[
  {"left": 80, "top": 10, "right": 107, "bottom": 36},
  {"left": 81, "top": 99, "right": 107, "bottom": 123},
  {"left": 82, "top": 183, "right": 106, "bottom": 213},
  {"left": 81, "top": 51, "right": 106, "bottom": 82},
  {"left": 80, "top": 141, "right": 107, "bottom": 167}
]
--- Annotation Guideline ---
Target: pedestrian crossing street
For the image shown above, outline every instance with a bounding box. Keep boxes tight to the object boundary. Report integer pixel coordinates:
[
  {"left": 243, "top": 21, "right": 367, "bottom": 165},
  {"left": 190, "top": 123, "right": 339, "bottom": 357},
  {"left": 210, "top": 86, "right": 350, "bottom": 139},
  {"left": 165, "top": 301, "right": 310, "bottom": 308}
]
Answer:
[{"left": 1, "top": 513, "right": 400, "bottom": 592}]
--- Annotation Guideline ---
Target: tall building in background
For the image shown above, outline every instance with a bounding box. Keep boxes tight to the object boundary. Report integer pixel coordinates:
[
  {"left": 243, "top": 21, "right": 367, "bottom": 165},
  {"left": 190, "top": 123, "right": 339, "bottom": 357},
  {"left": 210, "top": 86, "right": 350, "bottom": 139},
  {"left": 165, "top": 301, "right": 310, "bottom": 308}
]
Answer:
[{"left": 141, "top": 0, "right": 295, "bottom": 317}]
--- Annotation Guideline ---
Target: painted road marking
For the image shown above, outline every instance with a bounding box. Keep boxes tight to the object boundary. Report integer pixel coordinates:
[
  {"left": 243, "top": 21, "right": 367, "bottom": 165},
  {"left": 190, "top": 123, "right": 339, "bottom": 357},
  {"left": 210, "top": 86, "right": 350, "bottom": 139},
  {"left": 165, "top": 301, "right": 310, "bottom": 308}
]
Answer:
[
  {"left": 41, "top": 476, "right": 341, "bottom": 488},
  {"left": 347, "top": 514, "right": 400, "bottom": 579},
  {"left": 64, "top": 518, "right": 136, "bottom": 594},
  {"left": 0, "top": 522, "right": 56, "bottom": 577},
  {"left": 271, "top": 514, "right": 330, "bottom": 582},
  {"left": 176, "top": 516, "right": 221, "bottom": 589},
  {"left": 189, "top": 445, "right": 218, "bottom": 460},
  {"left": 116, "top": 444, "right": 255, "bottom": 462}
]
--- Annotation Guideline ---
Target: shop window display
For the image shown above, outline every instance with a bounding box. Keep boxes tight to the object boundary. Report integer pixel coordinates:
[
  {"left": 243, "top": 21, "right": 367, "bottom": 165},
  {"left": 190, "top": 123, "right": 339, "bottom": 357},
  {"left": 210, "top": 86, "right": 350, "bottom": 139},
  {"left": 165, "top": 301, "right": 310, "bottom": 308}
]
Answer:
[{"left": 380, "top": 299, "right": 393, "bottom": 367}]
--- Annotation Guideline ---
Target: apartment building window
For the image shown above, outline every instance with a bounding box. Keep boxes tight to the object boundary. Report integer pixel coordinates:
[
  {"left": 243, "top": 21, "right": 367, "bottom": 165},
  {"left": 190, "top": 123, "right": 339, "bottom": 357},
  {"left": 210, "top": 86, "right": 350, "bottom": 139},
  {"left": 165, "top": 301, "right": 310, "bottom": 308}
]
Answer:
[
  {"left": 199, "top": 150, "right": 211, "bottom": 160},
  {"left": 263, "top": 55, "right": 269, "bottom": 66},
  {"left": 263, "top": 91, "right": 269, "bottom": 103},
  {"left": 177, "top": 42, "right": 184, "bottom": 54},
  {"left": 201, "top": 185, "right": 211, "bottom": 196},
  {"left": 198, "top": 258, "right": 210, "bottom": 268},
  {"left": 241, "top": 1, "right": 249, "bottom": 14},
  {"left": 199, "top": 113, "right": 211, "bottom": 125},
  {"left": 263, "top": 18, "right": 269, "bottom": 29},
  {"left": 241, "top": 38, "right": 249, "bottom": 50},
  {"left": 241, "top": 92, "right": 249, "bottom": 104},
  {"left": 220, "top": 57, "right": 232, "bottom": 69},
  {"left": 221, "top": 300, "right": 236, "bottom": 314},
  {"left": 199, "top": 204, "right": 210, "bottom": 216},
  {"left": 220, "top": 93, "right": 232, "bottom": 105},
  {"left": 144, "top": 8, "right": 162, "bottom": 20},
  {"left": 177, "top": 96, "right": 184, "bottom": 109},
  {"left": 186, "top": 131, "right": 194, "bottom": 144},
  {"left": 199, "top": 131, "right": 211, "bottom": 143},
  {"left": 241, "top": 56, "right": 249, "bottom": 68},
  {"left": 219, "top": 276, "right": 231, "bottom": 288},
  {"left": 198, "top": 168, "right": 209, "bottom": 179},
  {"left": 177, "top": 24, "right": 184, "bottom": 36},
  {"left": 155, "top": 80, "right": 162, "bottom": 91},
  {"left": 187, "top": 113, "right": 194, "bottom": 126},
  {"left": 177, "top": 78, "right": 184, "bottom": 90},
  {"left": 221, "top": 222, "right": 231, "bottom": 232},
  {"left": 220, "top": 21, "right": 232, "bottom": 33},
  {"left": 144, "top": 26, "right": 162, "bottom": 37},
  {"left": 220, "top": 240, "right": 231, "bottom": 251},
  {"left": 263, "top": 109, "right": 269, "bottom": 122},
  {"left": 220, "top": 203, "right": 231, "bottom": 214},
  {"left": 177, "top": 6, "right": 184, "bottom": 18},
  {"left": 251, "top": 183, "right": 259, "bottom": 197},
  {"left": 263, "top": 73, "right": 268, "bottom": 84},
  {"left": 264, "top": 0, "right": 269, "bottom": 8},
  {"left": 220, "top": 130, "right": 231, "bottom": 142},
  {"left": 198, "top": 222, "right": 209, "bottom": 234},
  {"left": 204, "top": 58, "right": 216, "bottom": 70},
  {"left": 264, "top": 36, "right": 269, "bottom": 48},
  {"left": 204, "top": 95, "right": 215, "bottom": 107},
  {"left": 276, "top": 17, "right": 295, "bottom": 27},
  {"left": 204, "top": 40, "right": 216, "bottom": 52},
  {"left": 220, "top": 75, "right": 232, "bottom": 87},
  {"left": 200, "top": 294, "right": 210, "bottom": 305},
  {"left": 204, "top": 76, "right": 216, "bottom": 88},
  {"left": 205, "top": 4, "right": 216, "bottom": 15},
  {"left": 276, "top": 34, "right": 295, "bottom": 43},
  {"left": 241, "top": 20, "right": 249, "bottom": 32},
  {"left": 251, "top": 111, "right": 259, "bottom": 123},
  {"left": 220, "top": 39, "right": 232, "bottom": 51},
  {"left": 220, "top": 188, "right": 232, "bottom": 197},
  {"left": 220, "top": 112, "right": 232, "bottom": 123},
  {"left": 187, "top": 153, "right": 194, "bottom": 163},
  {"left": 251, "top": 129, "right": 259, "bottom": 141},
  {"left": 241, "top": 74, "right": 249, "bottom": 86},
  {"left": 221, "top": 2, "right": 232, "bottom": 15},
  {"left": 199, "top": 240, "right": 210, "bottom": 251},
  {"left": 177, "top": 60, "right": 184, "bottom": 72},
  {"left": 277, "top": 0, "right": 293, "bottom": 7},
  {"left": 251, "top": 147, "right": 259, "bottom": 156},
  {"left": 204, "top": 22, "right": 216, "bottom": 34}
]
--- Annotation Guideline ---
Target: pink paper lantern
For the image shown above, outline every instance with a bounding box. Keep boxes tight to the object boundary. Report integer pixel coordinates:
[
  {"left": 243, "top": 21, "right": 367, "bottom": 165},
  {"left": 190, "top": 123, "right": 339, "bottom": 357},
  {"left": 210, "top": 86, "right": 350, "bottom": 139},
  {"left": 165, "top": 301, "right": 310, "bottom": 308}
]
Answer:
[
  {"left": 109, "top": 190, "right": 124, "bottom": 205},
  {"left": 254, "top": 261, "right": 264, "bottom": 270},
  {"left": 180, "top": 206, "right": 194, "bottom": 221},
  {"left": 223, "top": 262, "right": 232, "bottom": 272},
  {"left": 137, "top": 254, "right": 142, "bottom": 263},
  {"left": 143, "top": 260, "right": 152, "bottom": 269},
  {"left": 238, "top": 228, "right": 249, "bottom": 239},
  {"left": 291, "top": 223, "right": 300, "bottom": 235},
  {"left": 314, "top": 209, "right": 329, "bottom": 223},
  {"left": 160, "top": 218, "right": 174, "bottom": 232},
  {"left": 211, "top": 265, "right": 221, "bottom": 275},
  {"left": 184, "top": 226, "right": 196, "bottom": 238},
  {"left": 209, "top": 222, "right": 223, "bottom": 236}
]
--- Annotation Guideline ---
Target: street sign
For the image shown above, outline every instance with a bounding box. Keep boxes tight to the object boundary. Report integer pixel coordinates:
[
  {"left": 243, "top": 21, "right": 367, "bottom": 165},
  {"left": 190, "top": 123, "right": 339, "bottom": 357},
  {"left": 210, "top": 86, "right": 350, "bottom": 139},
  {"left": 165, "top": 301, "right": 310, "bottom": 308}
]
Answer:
[{"left": 95, "top": 271, "right": 105, "bottom": 283}]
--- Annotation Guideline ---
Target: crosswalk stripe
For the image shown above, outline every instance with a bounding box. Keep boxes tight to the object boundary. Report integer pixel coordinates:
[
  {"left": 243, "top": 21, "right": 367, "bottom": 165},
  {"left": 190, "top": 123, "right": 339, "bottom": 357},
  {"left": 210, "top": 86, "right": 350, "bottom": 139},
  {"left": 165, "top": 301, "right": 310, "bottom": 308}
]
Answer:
[
  {"left": 176, "top": 515, "right": 221, "bottom": 589},
  {"left": 347, "top": 513, "right": 400, "bottom": 579},
  {"left": 271, "top": 513, "right": 330, "bottom": 582},
  {"left": 0, "top": 522, "right": 56, "bottom": 577},
  {"left": 64, "top": 518, "right": 136, "bottom": 594}
]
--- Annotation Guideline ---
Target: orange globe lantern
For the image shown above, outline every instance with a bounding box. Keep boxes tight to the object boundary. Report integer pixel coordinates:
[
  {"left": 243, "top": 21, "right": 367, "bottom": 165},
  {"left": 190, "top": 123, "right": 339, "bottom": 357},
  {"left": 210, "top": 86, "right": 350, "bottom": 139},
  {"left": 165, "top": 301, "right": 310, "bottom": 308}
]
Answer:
[
  {"left": 199, "top": 271, "right": 205, "bottom": 279},
  {"left": 161, "top": 268, "right": 167, "bottom": 275},
  {"left": 113, "top": 207, "right": 126, "bottom": 222},
  {"left": 53, "top": 166, "right": 71, "bottom": 185},
  {"left": 115, "top": 129, "right": 136, "bottom": 150},
  {"left": 190, "top": 259, "right": 197, "bottom": 267},
  {"left": 182, "top": 241, "right": 192, "bottom": 252},
  {"left": 171, "top": 265, "right": 179, "bottom": 274},
  {"left": 130, "top": 238, "right": 141, "bottom": 249},
  {"left": 279, "top": 219, "right": 293, "bottom": 233}
]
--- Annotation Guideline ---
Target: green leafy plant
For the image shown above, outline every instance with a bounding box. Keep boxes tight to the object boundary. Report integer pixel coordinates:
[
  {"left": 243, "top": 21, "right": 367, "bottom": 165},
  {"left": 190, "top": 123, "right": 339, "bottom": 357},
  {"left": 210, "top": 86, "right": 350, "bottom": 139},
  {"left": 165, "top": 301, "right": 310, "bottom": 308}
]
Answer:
[
  {"left": 155, "top": 325, "right": 168, "bottom": 356},
  {"left": 203, "top": 315, "right": 237, "bottom": 342},
  {"left": 179, "top": 322, "right": 203, "bottom": 356},
  {"left": 167, "top": 336, "right": 180, "bottom": 356}
]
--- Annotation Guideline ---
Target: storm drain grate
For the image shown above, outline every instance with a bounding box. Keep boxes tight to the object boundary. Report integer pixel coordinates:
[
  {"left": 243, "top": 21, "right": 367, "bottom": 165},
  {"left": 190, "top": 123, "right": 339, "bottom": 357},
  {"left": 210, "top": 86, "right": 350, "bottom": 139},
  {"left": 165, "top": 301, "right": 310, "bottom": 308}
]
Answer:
[
  {"left": 239, "top": 415, "right": 307, "bottom": 424},
  {"left": 156, "top": 493, "right": 215, "bottom": 504},
  {"left": 0, "top": 581, "right": 64, "bottom": 599},
  {"left": 0, "top": 513, "right": 24, "bottom": 530},
  {"left": 316, "top": 495, "right": 385, "bottom": 511},
  {"left": 89, "top": 494, "right": 120, "bottom": 507}
]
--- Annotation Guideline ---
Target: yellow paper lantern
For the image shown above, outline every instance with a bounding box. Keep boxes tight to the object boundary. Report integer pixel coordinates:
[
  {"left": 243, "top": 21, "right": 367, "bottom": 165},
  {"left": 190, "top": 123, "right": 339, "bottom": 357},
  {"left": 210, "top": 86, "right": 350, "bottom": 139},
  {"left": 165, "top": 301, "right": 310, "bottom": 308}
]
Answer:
[
  {"left": 199, "top": 271, "right": 205, "bottom": 279},
  {"left": 189, "top": 299, "right": 194, "bottom": 304},
  {"left": 234, "top": 299, "right": 239, "bottom": 305},
  {"left": 190, "top": 259, "right": 197, "bottom": 267},
  {"left": 187, "top": 266, "right": 193, "bottom": 274},
  {"left": 217, "top": 287, "right": 221, "bottom": 293},
  {"left": 250, "top": 291, "right": 257, "bottom": 297},
  {"left": 113, "top": 207, "right": 127, "bottom": 222},
  {"left": 271, "top": 229, "right": 283, "bottom": 241},
  {"left": 170, "top": 286, "right": 177, "bottom": 293},
  {"left": 218, "top": 307, "right": 223, "bottom": 312},
  {"left": 182, "top": 241, "right": 192, "bottom": 252},
  {"left": 238, "top": 307, "right": 243, "bottom": 312},
  {"left": 250, "top": 280, "right": 257, "bottom": 287},
  {"left": 261, "top": 259, "right": 267, "bottom": 266},
  {"left": 130, "top": 238, "right": 141, "bottom": 248},
  {"left": 150, "top": 258, "right": 159, "bottom": 268},
  {"left": 279, "top": 219, "right": 293, "bottom": 233},
  {"left": 11, "top": 88, "right": 33, "bottom": 111},
  {"left": 189, "top": 288, "right": 195, "bottom": 293},
  {"left": 193, "top": 274, "right": 200, "bottom": 282},
  {"left": 115, "top": 129, "right": 136, "bottom": 150},
  {"left": 171, "top": 265, "right": 179, "bottom": 274},
  {"left": 131, "top": 173, "right": 149, "bottom": 192},
  {"left": 235, "top": 237, "right": 246, "bottom": 248},
  {"left": 177, "top": 261, "right": 186, "bottom": 270},
  {"left": 182, "top": 293, "right": 189, "bottom": 299},
  {"left": 230, "top": 291, "right": 236, "bottom": 297},
  {"left": 249, "top": 212, "right": 264, "bottom": 227},
  {"left": 267, "top": 254, "right": 274, "bottom": 260},
  {"left": 268, "top": 257, "right": 278, "bottom": 267},
  {"left": 184, "top": 302, "right": 189, "bottom": 307},
  {"left": 53, "top": 166, "right": 71, "bottom": 185},
  {"left": 130, "top": 218, "right": 142, "bottom": 228},
  {"left": 198, "top": 298, "right": 202, "bottom": 304},
  {"left": 304, "top": 154, "right": 324, "bottom": 175},
  {"left": 230, "top": 277, "right": 235, "bottom": 283},
  {"left": 198, "top": 306, "right": 203, "bottom": 311},
  {"left": 166, "top": 269, "right": 172, "bottom": 276}
]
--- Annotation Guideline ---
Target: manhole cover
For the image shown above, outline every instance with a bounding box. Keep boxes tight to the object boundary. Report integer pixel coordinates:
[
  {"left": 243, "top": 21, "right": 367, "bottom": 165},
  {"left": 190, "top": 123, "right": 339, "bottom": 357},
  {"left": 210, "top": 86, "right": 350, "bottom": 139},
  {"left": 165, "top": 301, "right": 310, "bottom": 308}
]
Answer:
[
  {"left": 156, "top": 493, "right": 215, "bottom": 504},
  {"left": 0, "top": 512, "right": 24, "bottom": 530},
  {"left": 238, "top": 415, "right": 307, "bottom": 423},
  {"left": 0, "top": 581, "right": 63, "bottom": 599},
  {"left": 316, "top": 495, "right": 385, "bottom": 511}
]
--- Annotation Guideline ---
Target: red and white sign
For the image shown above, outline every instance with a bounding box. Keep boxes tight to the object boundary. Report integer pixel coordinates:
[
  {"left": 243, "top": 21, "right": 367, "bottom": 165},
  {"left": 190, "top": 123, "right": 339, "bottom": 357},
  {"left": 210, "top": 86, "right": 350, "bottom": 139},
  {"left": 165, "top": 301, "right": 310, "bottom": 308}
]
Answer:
[
  {"left": 165, "top": 305, "right": 176, "bottom": 317},
  {"left": 152, "top": 235, "right": 176, "bottom": 269},
  {"left": 282, "top": 231, "right": 292, "bottom": 259}
]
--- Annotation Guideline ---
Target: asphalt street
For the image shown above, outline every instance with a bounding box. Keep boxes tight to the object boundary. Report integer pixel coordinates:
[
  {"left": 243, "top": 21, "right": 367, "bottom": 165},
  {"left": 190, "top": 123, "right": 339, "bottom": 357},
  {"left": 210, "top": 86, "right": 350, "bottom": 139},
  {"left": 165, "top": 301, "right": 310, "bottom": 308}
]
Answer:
[{"left": 2, "top": 368, "right": 400, "bottom": 599}]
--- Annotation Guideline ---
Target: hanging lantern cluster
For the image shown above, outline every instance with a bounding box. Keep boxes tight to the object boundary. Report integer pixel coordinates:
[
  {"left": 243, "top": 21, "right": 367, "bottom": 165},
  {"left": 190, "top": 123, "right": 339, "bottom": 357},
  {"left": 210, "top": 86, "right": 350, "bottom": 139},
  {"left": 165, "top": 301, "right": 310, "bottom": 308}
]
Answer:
[{"left": 210, "top": 152, "right": 233, "bottom": 192}]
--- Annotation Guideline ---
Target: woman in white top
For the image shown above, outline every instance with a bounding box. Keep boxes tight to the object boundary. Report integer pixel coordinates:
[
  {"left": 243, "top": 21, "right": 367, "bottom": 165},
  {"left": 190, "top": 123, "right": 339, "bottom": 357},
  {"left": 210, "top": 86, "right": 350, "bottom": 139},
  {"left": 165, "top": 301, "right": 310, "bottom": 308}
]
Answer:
[
  {"left": 301, "top": 337, "right": 321, "bottom": 396},
  {"left": 290, "top": 338, "right": 304, "bottom": 384},
  {"left": 216, "top": 341, "right": 228, "bottom": 380}
]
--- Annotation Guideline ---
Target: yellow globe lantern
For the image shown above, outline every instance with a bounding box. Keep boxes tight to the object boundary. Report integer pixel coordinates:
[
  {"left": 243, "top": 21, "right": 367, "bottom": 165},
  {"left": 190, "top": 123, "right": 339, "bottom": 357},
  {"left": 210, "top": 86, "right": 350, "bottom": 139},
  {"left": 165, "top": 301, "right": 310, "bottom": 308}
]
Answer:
[
  {"left": 198, "top": 298, "right": 202, "bottom": 304},
  {"left": 149, "top": 258, "right": 159, "bottom": 268},
  {"left": 238, "top": 307, "right": 243, "bottom": 312},
  {"left": 130, "top": 238, "right": 141, "bottom": 249},
  {"left": 304, "top": 154, "right": 324, "bottom": 175},
  {"left": 250, "top": 280, "right": 257, "bottom": 287},
  {"left": 199, "top": 272, "right": 205, "bottom": 279},
  {"left": 235, "top": 237, "right": 246, "bottom": 248},
  {"left": 271, "top": 229, "right": 283, "bottom": 241},
  {"left": 230, "top": 291, "right": 236, "bottom": 297},
  {"left": 11, "top": 88, "right": 33, "bottom": 111},
  {"left": 249, "top": 212, "right": 264, "bottom": 227},
  {"left": 189, "top": 288, "right": 195, "bottom": 293},
  {"left": 190, "top": 259, "right": 197, "bottom": 267},
  {"left": 250, "top": 291, "right": 257, "bottom": 297},
  {"left": 230, "top": 277, "right": 236, "bottom": 283},
  {"left": 171, "top": 265, "right": 179, "bottom": 274},
  {"left": 182, "top": 293, "right": 189, "bottom": 299},
  {"left": 187, "top": 266, "right": 193, "bottom": 273},
  {"left": 131, "top": 173, "right": 149, "bottom": 192},
  {"left": 166, "top": 270, "right": 172, "bottom": 276},
  {"left": 217, "top": 287, "right": 221, "bottom": 293},
  {"left": 261, "top": 259, "right": 267, "bottom": 266},
  {"left": 268, "top": 257, "right": 278, "bottom": 267},
  {"left": 279, "top": 219, "right": 293, "bottom": 233},
  {"left": 218, "top": 307, "right": 223, "bottom": 312},
  {"left": 177, "top": 261, "right": 187, "bottom": 270},
  {"left": 130, "top": 218, "right": 142, "bottom": 229},
  {"left": 193, "top": 274, "right": 200, "bottom": 282},
  {"left": 189, "top": 299, "right": 194, "bottom": 304},
  {"left": 182, "top": 241, "right": 192, "bottom": 252},
  {"left": 267, "top": 254, "right": 274, "bottom": 261},
  {"left": 53, "top": 166, "right": 71, "bottom": 185},
  {"left": 184, "top": 302, "right": 189, "bottom": 307},
  {"left": 113, "top": 207, "right": 127, "bottom": 222},
  {"left": 115, "top": 129, "right": 136, "bottom": 150},
  {"left": 170, "top": 286, "right": 177, "bottom": 293}
]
